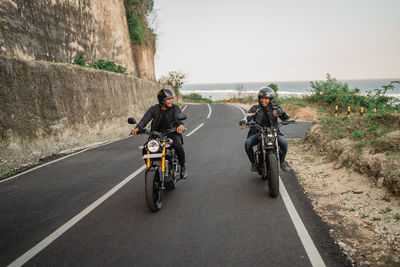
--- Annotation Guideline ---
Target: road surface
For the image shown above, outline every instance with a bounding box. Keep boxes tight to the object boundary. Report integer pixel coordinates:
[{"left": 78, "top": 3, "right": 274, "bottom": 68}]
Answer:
[{"left": 0, "top": 103, "right": 348, "bottom": 266}]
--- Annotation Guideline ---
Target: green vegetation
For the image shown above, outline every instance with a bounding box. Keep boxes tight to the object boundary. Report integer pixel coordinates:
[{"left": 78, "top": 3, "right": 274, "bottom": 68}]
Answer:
[
  {"left": 124, "top": 0, "right": 156, "bottom": 46},
  {"left": 73, "top": 55, "right": 85, "bottom": 66},
  {"left": 72, "top": 56, "right": 127, "bottom": 75},
  {"left": 306, "top": 74, "right": 400, "bottom": 155},
  {"left": 88, "top": 59, "right": 127, "bottom": 74},
  {"left": 1, "top": 167, "right": 16, "bottom": 179},
  {"left": 182, "top": 93, "right": 212, "bottom": 104},
  {"left": 267, "top": 83, "right": 279, "bottom": 93},
  {"left": 308, "top": 73, "right": 400, "bottom": 112}
]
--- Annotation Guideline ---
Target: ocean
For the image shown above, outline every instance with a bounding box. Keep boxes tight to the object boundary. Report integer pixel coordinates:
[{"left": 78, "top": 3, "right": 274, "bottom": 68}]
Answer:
[{"left": 181, "top": 79, "right": 400, "bottom": 101}]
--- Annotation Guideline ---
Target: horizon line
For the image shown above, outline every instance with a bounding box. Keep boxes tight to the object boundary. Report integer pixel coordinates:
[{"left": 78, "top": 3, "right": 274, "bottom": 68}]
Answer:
[{"left": 184, "top": 77, "right": 400, "bottom": 85}]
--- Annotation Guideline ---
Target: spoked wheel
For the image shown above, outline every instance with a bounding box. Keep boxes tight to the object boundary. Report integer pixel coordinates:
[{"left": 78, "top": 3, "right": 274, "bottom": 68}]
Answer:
[
  {"left": 267, "top": 153, "right": 280, "bottom": 198},
  {"left": 145, "top": 169, "right": 163, "bottom": 212}
]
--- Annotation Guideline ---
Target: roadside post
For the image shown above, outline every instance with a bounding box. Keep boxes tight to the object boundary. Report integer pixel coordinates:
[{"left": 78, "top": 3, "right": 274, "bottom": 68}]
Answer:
[
  {"left": 374, "top": 108, "right": 377, "bottom": 114},
  {"left": 335, "top": 105, "right": 338, "bottom": 118},
  {"left": 360, "top": 107, "right": 364, "bottom": 118},
  {"left": 347, "top": 106, "right": 351, "bottom": 118}
]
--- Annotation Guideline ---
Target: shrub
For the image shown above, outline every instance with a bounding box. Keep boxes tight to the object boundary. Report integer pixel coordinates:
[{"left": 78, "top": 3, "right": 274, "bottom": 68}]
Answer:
[
  {"left": 307, "top": 74, "right": 400, "bottom": 112},
  {"left": 89, "top": 59, "right": 127, "bottom": 75},
  {"left": 73, "top": 55, "right": 85, "bottom": 66},
  {"left": 71, "top": 56, "right": 128, "bottom": 75}
]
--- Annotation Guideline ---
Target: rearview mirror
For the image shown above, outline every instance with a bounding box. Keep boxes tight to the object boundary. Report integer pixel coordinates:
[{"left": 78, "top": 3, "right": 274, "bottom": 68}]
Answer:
[
  {"left": 127, "top": 118, "right": 136, "bottom": 124},
  {"left": 178, "top": 113, "right": 187, "bottom": 121}
]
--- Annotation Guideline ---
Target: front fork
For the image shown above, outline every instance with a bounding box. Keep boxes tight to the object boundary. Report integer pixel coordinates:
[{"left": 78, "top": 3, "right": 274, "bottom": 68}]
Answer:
[
  {"left": 146, "top": 141, "right": 167, "bottom": 189},
  {"left": 261, "top": 134, "right": 268, "bottom": 177}
]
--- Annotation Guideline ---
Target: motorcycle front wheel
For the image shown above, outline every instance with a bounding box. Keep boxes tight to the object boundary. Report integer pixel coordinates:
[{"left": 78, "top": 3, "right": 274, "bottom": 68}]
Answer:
[
  {"left": 145, "top": 168, "right": 163, "bottom": 212},
  {"left": 267, "top": 153, "right": 280, "bottom": 198}
]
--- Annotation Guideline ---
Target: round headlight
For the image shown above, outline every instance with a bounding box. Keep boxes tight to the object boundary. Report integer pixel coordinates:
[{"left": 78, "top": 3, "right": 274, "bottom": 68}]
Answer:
[{"left": 147, "top": 140, "right": 160, "bottom": 153}]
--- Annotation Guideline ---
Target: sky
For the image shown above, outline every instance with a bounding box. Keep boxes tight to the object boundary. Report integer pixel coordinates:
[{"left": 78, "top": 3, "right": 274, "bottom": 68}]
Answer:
[{"left": 153, "top": 0, "right": 400, "bottom": 84}]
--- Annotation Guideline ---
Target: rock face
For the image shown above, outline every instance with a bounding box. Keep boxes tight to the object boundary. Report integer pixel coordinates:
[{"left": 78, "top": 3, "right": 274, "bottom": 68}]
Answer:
[
  {"left": 132, "top": 44, "right": 156, "bottom": 81},
  {"left": 0, "top": 57, "right": 161, "bottom": 170},
  {"left": 0, "top": 0, "right": 137, "bottom": 74}
]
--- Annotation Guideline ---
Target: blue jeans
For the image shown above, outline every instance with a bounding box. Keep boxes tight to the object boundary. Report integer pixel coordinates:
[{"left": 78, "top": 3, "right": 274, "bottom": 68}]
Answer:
[{"left": 245, "top": 134, "right": 288, "bottom": 163}]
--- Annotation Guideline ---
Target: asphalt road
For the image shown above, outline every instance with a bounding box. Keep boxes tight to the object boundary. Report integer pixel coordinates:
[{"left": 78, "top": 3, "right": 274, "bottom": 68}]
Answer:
[{"left": 0, "top": 103, "right": 349, "bottom": 267}]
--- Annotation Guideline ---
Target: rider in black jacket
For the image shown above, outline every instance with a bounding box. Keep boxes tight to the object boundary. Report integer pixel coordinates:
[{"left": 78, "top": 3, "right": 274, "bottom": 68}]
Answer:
[
  {"left": 242, "top": 87, "right": 290, "bottom": 172},
  {"left": 131, "top": 88, "right": 188, "bottom": 179}
]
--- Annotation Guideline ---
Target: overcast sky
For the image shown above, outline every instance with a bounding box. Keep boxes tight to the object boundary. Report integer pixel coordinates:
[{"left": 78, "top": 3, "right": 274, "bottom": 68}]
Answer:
[{"left": 153, "top": 0, "right": 400, "bottom": 84}]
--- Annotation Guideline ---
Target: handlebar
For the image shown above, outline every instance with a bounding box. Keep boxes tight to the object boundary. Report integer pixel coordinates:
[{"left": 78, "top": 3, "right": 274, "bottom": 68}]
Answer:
[
  {"left": 241, "top": 120, "right": 296, "bottom": 130},
  {"left": 130, "top": 126, "right": 186, "bottom": 137}
]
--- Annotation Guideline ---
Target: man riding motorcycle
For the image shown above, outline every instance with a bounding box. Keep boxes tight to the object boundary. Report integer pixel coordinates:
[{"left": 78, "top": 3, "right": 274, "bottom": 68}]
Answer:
[
  {"left": 241, "top": 87, "right": 290, "bottom": 172},
  {"left": 131, "top": 88, "right": 188, "bottom": 179}
]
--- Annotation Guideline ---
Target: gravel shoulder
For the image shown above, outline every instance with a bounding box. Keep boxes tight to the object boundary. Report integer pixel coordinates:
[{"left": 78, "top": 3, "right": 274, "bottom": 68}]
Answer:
[{"left": 287, "top": 140, "right": 400, "bottom": 266}]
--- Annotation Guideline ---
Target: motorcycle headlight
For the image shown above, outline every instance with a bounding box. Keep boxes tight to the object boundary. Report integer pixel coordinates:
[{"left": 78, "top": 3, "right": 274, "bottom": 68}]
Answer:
[
  {"left": 147, "top": 140, "right": 160, "bottom": 153},
  {"left": 267, "top": 133, "right": 274, "bottom": 138}
]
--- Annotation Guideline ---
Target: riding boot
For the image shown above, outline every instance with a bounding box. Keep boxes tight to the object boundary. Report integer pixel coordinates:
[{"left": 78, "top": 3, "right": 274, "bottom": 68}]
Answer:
[
  {"left": 251, "top": 162, "right": 257, "bottom": 172},
  {"left": 181, "top": 165, "right": 188, "bottom": 180}
]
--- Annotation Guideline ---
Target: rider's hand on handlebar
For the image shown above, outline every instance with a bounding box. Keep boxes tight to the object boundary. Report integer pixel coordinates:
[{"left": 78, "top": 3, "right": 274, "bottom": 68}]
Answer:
[
  {"left": 131, "top": 128, "right": 139, "bottom": 135},
  {"left": 240, "top": 123, "right": 246, "bottom": 127},
  {"left": 177, "top": 125, "right": 185, "bottom": 134},
  {"left": 273, "top": 110, "right": 279, "bottom": 117}
]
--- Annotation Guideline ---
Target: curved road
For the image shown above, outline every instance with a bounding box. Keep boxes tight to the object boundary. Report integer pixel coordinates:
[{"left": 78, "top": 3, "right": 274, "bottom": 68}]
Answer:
[{"left": 0, "top": 104, "right": 349, "bottom": 266}]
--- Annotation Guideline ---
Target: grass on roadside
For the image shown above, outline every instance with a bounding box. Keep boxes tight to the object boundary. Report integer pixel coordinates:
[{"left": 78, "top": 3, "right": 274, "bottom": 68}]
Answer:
[
  {"left": 1, "top": 167, "right": 17, "bottom": 179},
  {"left": 182, "top": 93, "right": 212, "bottom": 104}
]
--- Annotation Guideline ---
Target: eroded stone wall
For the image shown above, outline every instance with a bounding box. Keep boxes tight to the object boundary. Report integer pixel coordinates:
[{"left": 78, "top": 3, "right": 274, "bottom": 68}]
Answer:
[
  {"left": 0, "top": 57, "right": 161, "bottom": 169},
  {"left": 0, "top": 0, "right": 136, "bottom": 74}
]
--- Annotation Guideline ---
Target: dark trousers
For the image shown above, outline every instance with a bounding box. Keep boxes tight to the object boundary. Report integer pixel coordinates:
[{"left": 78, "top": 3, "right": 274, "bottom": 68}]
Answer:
[
  {"left": 245, "top": 134, "right": 288, "bottom": 163},
  {"left": 168, "top": 133, "right": 185, "bottom": 166}
]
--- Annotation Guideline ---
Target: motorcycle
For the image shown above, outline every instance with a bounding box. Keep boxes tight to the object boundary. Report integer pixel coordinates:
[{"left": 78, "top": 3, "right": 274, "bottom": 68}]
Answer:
[
  {"left": 240, "top": 119, "right": 296, "bottom": 198},
  {"left": 128, "top": 113, "right": 187, "bottom": 212}
]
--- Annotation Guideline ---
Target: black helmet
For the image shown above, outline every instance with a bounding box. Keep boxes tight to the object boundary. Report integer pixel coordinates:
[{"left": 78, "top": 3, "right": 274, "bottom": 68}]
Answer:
[
  {"left": 258, "top": 86, "right": 275, "bottom": 103},
  {"left": 157, "top": 88, "right": 175, "bottom": 105}
]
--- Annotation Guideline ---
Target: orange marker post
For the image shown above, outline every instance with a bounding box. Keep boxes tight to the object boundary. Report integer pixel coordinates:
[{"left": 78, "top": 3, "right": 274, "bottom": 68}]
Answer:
[
  {"left": 373, "top": 108, "right": 377, "bottom": 114},
  {"left": 335, "top": 105, "right": 338, "bottom": 118},
  {"left": 360, "top": 107, "right": 364, "bottom": 118},
  {"left": 347, "top": 106, "right": 351, "bottom": 118}
]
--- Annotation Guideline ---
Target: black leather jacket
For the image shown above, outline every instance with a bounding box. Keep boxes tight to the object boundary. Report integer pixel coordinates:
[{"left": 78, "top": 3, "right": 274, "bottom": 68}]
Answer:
[
  {"left": 137, "top": 104, "right": 184, "bottom": 133},
  {"left": 246, "top": 103, "right": 289, "bottom": 137}
]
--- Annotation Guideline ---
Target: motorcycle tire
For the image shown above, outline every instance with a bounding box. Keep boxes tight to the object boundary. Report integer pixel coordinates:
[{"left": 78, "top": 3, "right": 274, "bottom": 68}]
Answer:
[
  {"left": 267, "top": 153, "right": 280, "bottom": 198},
  {"left": 145, "top": 168, "right": 163, "bottom": 212}
]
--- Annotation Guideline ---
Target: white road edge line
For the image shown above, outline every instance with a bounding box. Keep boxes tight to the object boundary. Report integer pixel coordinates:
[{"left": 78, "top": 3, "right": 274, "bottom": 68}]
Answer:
[
  {"left": 182, "top": 104, "right": 187, "bottom": 112},
  {"left": 231, "top": 104, "right": 247, "bottom": 120},
  {"left": 0, "top": 136, "right": 131, "bottom": 184},
  {"left": 206, "top": 104, "right": 212, "bottom": 119},
  {"left": 279, "top": 178, "right": 326, "bottom": 267},
  {"left": 8, "top": 165, "right": 147, "bottom": 267},
  {"left": 186, "top": 123, "right": 204, "bottom": 137}
]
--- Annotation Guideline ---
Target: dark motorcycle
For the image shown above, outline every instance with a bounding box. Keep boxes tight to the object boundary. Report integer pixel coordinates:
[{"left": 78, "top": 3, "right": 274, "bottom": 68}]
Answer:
[
  {"left": 128, "top": 114, "right": 187, "bottom": 212},
  {"left": 240, "top": 119, "right": 296, "bottom": 198}
]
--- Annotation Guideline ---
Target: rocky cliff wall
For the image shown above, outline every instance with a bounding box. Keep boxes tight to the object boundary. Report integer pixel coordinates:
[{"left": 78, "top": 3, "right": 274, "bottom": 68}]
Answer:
[
  {"left": 132, "top": 44, "right": 155, "bottom": 81},
  {"left": 0, "top": 0, "right": 136, "bottom": 74},
  {"left": 0, "top": 57, "right": 161, "bottom": 170}
]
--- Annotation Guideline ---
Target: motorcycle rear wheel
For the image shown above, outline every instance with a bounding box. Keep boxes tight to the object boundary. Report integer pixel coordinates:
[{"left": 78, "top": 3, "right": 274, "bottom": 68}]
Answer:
[
  {"left": 145, "top": 169, "right": 163, "bottom": 212},
  {"left": 267, "top": 153, "right": 280, "bottom": 198}
]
